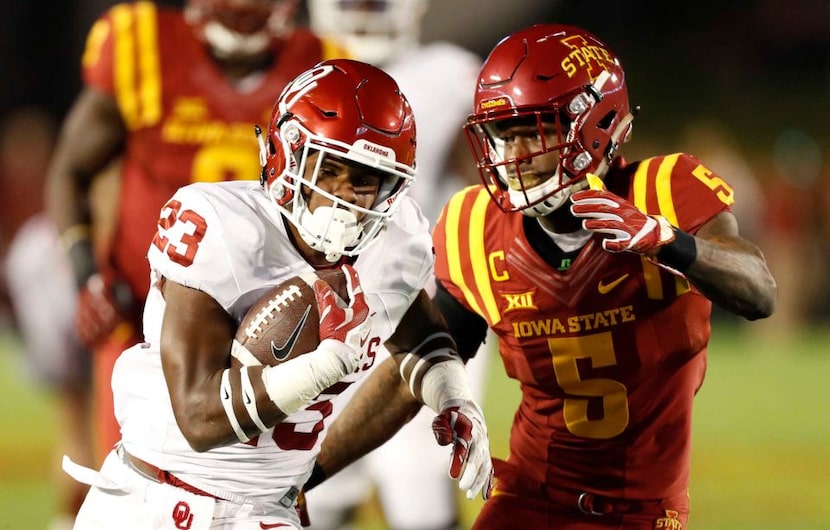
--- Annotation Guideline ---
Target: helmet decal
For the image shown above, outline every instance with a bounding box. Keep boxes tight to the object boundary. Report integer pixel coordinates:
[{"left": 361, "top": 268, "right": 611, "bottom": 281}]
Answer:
[{"left": 559, "top": 34, "right": 618, "bottom": 81}]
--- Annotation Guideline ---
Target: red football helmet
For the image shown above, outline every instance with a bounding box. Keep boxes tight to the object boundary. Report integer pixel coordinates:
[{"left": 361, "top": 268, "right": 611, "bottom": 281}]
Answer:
[
  {"left": 465, "top": 24, "right": 634, "bottom": 216},
  {"left": 184, "top": 0, "right": 298, "bottom": 58},
  {"left": 257, "top": 59, "right": 417, "bottom": 261}
]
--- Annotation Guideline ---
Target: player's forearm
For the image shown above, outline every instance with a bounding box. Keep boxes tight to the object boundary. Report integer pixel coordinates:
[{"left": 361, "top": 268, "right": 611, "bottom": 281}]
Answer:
[
  {"left": 173, "top": 345, "right": 352, "bottom": 452},
  {"left": 46, "top": 88, "right": 123, "bottom": 233},
  {"left": 314, "top": 357, "right": 422, "bottom": 478},
  {"left": 683, "top": 234, "right": 777, "bottom": 320}
]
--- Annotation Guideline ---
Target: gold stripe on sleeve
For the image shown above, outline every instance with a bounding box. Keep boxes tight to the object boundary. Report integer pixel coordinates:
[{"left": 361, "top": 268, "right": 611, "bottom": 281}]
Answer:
[
  {"left": 655, "top": 153, "right": 681, "bottom": 226},
  {"left": 633, "top": 159, "right": 664, "bottom": 299},
  {"left": 81, "top": 18, "right": 111, "bottom": 70},
  {"left": 675, "top": 275, "right": 691, "bottom": 295},
  {"left": 469, "top": 189, "right": 502, "bottom": 325},
  {"left": 445, "top": 191, "right": 484, "bottom": 318},
  {"left": 641, "top": 256, "right": 664, "bottom": 300},
  {"left": 445, "top": 188, "right": 501, "bottom": 325},
  {"left": 632, "top": 157, "right": 651, "bottom": 212},
  {"left": 112, "top": 4, "right": 139, "bottom": 129},
  {"left": 134, "top": 2, "right": 161, "bottom": 127}
]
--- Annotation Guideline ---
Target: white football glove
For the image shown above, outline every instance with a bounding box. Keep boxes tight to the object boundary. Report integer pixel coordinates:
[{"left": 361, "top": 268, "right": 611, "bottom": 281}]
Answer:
[{"left": 432, "top": 398, "right": 494, "bottom": 500}]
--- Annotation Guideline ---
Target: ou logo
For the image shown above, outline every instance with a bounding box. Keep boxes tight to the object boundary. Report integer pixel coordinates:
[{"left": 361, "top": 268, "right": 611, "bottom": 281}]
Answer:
[
  {"left": 277, "top": 64, "right": 336, "bottom": 114},
  {"left": 172, "top": 501, "right": 193, "bottom": 529}
]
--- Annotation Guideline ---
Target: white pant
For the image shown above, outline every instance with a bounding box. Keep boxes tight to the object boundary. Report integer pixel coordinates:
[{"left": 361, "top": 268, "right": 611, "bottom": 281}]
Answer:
[{"left": 69, "top": 448, "right": 302, "bottom": 529}]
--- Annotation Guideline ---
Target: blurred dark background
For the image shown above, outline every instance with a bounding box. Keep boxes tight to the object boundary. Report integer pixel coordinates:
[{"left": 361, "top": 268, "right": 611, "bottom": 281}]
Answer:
[{"left": 2, "top": 0, "right": 828, "bottom": 147}]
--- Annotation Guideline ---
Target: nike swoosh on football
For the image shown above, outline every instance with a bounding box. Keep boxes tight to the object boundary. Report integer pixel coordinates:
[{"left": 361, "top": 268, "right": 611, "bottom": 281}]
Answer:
[
  {"left": 271, "top": 304, "right": 312, "bottom": 361},
  {"left": 597, "top": 273, "right": 629, "bottom": 294}
]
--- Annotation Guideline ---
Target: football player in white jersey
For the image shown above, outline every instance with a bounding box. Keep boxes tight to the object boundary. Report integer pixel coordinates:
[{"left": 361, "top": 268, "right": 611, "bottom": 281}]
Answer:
[
  {"left": 305, "top": 2, "right": 490, "bottom": 529},
  {"left": 62, "top": 58, "right": 492, "bottom": 529}
]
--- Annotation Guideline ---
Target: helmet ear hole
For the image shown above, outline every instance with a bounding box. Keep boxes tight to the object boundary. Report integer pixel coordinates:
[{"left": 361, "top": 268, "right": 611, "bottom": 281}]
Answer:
[{"left": 597, "top": 110, "right": 617, "bottom": 130}]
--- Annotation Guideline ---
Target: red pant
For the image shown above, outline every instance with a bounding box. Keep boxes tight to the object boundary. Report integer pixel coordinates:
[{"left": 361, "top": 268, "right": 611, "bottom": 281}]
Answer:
[
  {"left": 473, "top": 492, "right": 688, "bottom": 529},
  {"left": 472, "top": 459, "right": 689, "bottom": 529}
]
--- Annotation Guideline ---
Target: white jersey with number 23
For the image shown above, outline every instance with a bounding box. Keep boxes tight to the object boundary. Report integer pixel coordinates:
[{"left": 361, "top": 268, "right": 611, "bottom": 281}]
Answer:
[{"left": 112, "top": 179, "right": 432, "bottom": 514}]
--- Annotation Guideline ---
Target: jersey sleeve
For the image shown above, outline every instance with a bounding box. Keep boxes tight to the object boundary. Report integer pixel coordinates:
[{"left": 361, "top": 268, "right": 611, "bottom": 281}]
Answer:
[
  {"left": 356, "top": 198, "right": 434, "bottom": 337},
  {"left": 147, "top": 184, "right": 257, "bottom": 312},
  {"left": 81, "top": 2, "right": 166, "bottom": 131},
  {"left": 432, "top": 185, "right": 491, "bottom": 318},
  {"left": 632, "top": 153, "right": 734, "bottom": 235},
  {"left": 80, "top": 3, "right": 126, "bottom": 93}
]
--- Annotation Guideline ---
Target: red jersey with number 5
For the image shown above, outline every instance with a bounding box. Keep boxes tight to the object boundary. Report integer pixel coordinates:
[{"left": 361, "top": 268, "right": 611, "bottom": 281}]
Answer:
[
  {"left": 81, "top": 1, "right": 345, "bottom": 302},
  {"left": 433, "top": 153, "right": 733, "bottom": 501}
]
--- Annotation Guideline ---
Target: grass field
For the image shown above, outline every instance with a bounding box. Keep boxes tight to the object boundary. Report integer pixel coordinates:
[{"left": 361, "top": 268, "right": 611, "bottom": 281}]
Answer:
[{"left": 1, "top": 324, "right": 829, "bottom": 528}]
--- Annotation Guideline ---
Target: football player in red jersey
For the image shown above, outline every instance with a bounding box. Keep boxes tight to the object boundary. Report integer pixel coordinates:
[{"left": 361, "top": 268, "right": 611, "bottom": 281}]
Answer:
[
  {"left": 45, "top": 0, "right": 347, "bottom": 468},
  {"left": 428, "top": 24, "right": 777, "bottom": 528}
]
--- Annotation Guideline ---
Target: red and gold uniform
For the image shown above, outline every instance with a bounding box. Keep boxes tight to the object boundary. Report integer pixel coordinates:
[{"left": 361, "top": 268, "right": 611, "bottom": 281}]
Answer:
[
  {"left": 80, "top": 1, "right": 344, "bottom": 460},
  {"left": 434, "top": 153, "right": 735, "bottom": 528}
]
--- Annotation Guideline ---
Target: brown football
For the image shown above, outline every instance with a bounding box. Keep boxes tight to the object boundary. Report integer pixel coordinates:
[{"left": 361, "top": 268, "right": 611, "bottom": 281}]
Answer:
[{"left": 231, "top": 268, "right": 348, "bottom": 368}]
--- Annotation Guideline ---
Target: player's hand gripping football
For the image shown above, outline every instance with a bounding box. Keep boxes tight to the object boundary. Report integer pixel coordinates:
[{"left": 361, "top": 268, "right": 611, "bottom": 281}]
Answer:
[
  {"left": 313, "top": 264, "right": 371, "bottom": 373},
  {"left": 432, "top": 398, "right": 494, "bottom": 500},
  {"left": 570, "top": 174, "right": 675, "bottom": 255},
  {"left": 75, "top": 273, "right": 133, "bottom": 348}
]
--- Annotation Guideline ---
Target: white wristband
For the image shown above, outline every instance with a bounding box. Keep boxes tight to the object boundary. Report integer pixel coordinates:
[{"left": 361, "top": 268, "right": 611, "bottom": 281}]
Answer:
[
  {"left": 220, "top": 369, "right": 250, "bottom": 443},
  {"left": 420, "top": 358, "right": 474, "bottom": 413},
  {"left": 261, "top": 339, "right": 355, "bottom": 415},
  {"left": 240, "top": 367, "right": 269, "bottom": 433}
]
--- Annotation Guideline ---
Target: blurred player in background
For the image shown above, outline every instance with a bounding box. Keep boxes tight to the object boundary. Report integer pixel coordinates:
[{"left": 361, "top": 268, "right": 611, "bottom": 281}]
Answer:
[
  {"left": 0, "top": 107, "right": 93, "bottom": 530},
  {"left": 45, "top": 0, "right": 347, "bottom": 465},
  {"left": 63, "top": 58, "right": 492, "bottom": 529},
  {"left": 429, "top": 24, "right": 777, "bottom": 528},
  {"left": 304, "top": 1, "right": 485, "bottom": 528}
]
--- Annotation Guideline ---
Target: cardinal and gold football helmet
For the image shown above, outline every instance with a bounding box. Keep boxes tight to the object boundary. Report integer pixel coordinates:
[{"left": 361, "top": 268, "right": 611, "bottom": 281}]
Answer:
[
  {"left": 257, "top": 59, "right": 416, "bottom": 261},
  {"left": 465, "top": 24, "right": 634, "bottom": 216}
]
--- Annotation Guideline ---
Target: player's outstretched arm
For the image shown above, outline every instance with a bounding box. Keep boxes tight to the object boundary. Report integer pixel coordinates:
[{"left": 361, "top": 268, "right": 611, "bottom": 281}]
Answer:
[
  {"left": 677, "top": 211, "right": 777, "bottom": 320},
  {"left": 308, "top": 356, "right": 423, "bottom": 488},
  {"left": 307, "top": 289, "right": 493, "bottom": 499},
  {"left": 387, "top": 290, "right": 494, "bottom": 500},
  {"left": 46, "top": 88, "right": 132, "bottom": 347}
]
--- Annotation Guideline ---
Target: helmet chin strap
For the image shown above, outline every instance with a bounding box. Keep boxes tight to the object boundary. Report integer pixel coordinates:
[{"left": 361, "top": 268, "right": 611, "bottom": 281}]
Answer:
[
  {"left": 298, "top": 206, "right": 361, "bottom": 262},
  {"left": 509, "top": 167, "right": 576, "bottom": 218}
]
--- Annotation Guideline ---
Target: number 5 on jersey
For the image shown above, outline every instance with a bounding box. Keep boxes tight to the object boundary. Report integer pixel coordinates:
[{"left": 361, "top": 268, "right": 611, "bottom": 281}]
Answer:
[{"left": 549, "top": 332, "right": 629, "bottom": 439}]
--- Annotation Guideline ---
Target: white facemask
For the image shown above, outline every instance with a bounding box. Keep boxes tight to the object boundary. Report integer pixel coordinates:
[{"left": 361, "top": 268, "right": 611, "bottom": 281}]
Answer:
[{"left": 297, "top": 205, "right": 362, "bottom": 262}]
